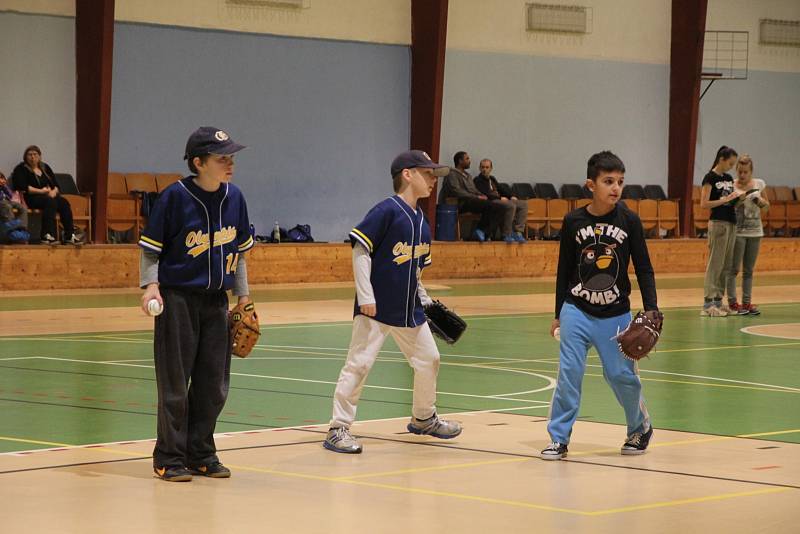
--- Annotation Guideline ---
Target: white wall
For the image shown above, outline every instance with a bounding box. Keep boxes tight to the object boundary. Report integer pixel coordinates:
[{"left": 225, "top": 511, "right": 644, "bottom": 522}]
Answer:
[
  {"left": 0, "top": 0, "right": 411, "bottom": 44},
  {"left": 707, "top": 0, "right": 800, "bottom": 73},
  {"left": 446, "top": 0, "right": 671, "bottom": 64}
]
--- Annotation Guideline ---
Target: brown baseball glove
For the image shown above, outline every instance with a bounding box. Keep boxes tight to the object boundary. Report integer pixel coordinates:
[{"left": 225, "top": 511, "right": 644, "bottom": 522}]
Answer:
[
  {"left": 229, "top": 302, "right": 260, "bottom": 358},
  {"left": 615, "top": 310, "right": 663, "bottom": 361}
]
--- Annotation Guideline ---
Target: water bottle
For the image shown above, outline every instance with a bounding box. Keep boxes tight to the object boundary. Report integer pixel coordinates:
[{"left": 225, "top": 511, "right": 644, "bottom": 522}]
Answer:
[{"left": 273, "top": 221, "right": 281, "bottom": 243}]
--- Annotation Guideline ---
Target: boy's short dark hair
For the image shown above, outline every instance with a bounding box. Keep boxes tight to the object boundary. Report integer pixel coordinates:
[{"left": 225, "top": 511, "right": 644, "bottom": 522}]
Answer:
[
  {"left": 392, "top": 171, "right": 404, "bottom": 193},
  {"left": 188, "top": 154, "right": 211, "bottom": 174},
  {"left": 453, "top": 151, "right": 467, "bottom": 167},
  {"left": 587, "top": 151, "right": 625, "bottom": 180}
]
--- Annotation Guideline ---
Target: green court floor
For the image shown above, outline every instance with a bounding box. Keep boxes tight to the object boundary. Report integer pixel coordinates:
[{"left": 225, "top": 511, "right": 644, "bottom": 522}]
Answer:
[{"left": 1, "top": 302, "right": 798, "bottom": 453}]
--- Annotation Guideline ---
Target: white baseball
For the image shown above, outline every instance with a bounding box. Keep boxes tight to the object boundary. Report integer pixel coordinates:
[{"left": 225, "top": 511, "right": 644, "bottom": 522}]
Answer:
[
  {"left": 147, "top": 298, "right": 163, "bottom": 317},
  {"left": 553, "top": 327, "right": 561, "bottom": 341}
]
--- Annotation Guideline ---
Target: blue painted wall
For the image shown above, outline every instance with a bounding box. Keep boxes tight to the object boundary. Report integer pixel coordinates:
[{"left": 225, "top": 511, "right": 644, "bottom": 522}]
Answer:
[
  {"left": 441, "top": 49, "right": 799, "bottom": 191},
  {"left": 696, "top": 70, "right": 800, "bottom": 186},
  {"left": 110, "top": 22, "right": 411, "bottom": 242},
  {"left": 441, "top": 49, "right": 670, "bottom": 190},
  {"left": 0, "top": 12, "right": 75, "bottom": 180}
]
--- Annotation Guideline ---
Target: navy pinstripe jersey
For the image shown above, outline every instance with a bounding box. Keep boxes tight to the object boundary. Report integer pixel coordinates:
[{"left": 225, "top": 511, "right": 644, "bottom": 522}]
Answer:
[
  {"left": 138, "top": 177, "right": 254, "bottom": 291},
  {"left": 349, "top": 195, "right": 432, "bottom": 327}
]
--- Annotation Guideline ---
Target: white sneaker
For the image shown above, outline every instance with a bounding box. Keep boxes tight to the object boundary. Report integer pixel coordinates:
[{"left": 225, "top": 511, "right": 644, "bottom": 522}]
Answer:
[
  {"left": 700, "top": 305, "right": 727, "bottom": 317},
  {"left": 42, "top": 233, "right": 57, "bottom": 245},
  {"left": 323, "top": 427, "right": 362, "bottom": 454},
  {"left": 407, "top": 413, "right": 462, "bottom": 439}
]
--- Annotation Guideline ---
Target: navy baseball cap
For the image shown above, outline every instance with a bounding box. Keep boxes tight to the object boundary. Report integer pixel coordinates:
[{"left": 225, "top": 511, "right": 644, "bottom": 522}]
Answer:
[
  {"left": 390, "top": 150, "right": 449, "bottom": 178},
  {"left": 184, "top": 127, "right": 246, "bottom": 160}
]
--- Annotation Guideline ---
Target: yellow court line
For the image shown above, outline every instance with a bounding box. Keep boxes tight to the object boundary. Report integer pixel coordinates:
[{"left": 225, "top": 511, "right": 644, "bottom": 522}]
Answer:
[
  {"left": 0, "top": 436, "right": 149, "bottom": 459},
  {"left": 336, "top": 457, "right": 528, "bottom": 480},
  {"left": 588, "top": 487, "right": 790, "bottom": 516},
  {"left": 228, "top": 463, "right": 587, "bottom": 515},
  {"left": 228, "top": 461, "right": 793, "bottom": 517},
  {"left": 0, "top": 436, "right": 72, "bottom": 448},
  {"left": 739, "top": 428, "right": 800, "bottom": 438}
]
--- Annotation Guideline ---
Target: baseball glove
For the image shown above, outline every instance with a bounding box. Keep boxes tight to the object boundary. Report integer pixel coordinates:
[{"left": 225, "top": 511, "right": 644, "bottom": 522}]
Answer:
[
  {"left": 229, "top": 302, "right": 260, "bottom": 358},
  {"left": 615, "top": 310, "right": 664, "bottom": 361},
  {"left": 424, "top": 300, "right": 467, "bottom": 344}
]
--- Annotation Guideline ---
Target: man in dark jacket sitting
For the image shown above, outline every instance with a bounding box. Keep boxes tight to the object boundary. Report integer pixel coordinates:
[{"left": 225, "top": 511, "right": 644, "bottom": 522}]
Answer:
[
  {"left": 438, "top": 151, "right": 515, "bottom": 242},
  {"left": 474, "top": 159, "right": 527, "bottom": 242}
]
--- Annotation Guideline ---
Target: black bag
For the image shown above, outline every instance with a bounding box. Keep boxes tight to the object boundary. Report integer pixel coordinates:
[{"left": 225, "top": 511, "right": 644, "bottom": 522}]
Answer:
[
  {"left": 287, "top": 224, "right": 314, "bottom": 243},
  {"left": 131, "top": 191, "right": 159, "bottom": 217}
]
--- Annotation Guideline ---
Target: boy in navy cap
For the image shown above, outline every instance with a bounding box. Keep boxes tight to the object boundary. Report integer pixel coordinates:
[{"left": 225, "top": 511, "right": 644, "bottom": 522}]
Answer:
[
  {"left": 139, "top": 127, "right": 255, "bottom": 481},
  {"left": 324, "top": 150, "right": 463, "bottom": 454}
]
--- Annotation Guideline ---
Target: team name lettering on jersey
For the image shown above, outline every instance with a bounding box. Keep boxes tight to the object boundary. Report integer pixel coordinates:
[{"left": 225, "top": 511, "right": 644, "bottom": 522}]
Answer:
[
  {"left": 392, "top": 241, "right": 431, "bottom": 265},
  {"left": 185, "top": 226, "right": 238, "bottom": 257}
]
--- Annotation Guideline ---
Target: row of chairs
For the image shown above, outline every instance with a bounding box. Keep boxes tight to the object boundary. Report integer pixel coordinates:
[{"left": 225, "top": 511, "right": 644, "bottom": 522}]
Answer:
[
  {"left": 36, "top": 172, "right": 181, "bottom": 243},
  {"left": 510, "top": 182, "right": 669, "bottom": 201},
  {"left": 106, "top": 172, "right": 182, "bottom": 241},
  {"left": 450, "top": 196, "right": 680, "bottom": 240},
  {"left": 523, "top": 198, "right": 680, "bottom": 239}
]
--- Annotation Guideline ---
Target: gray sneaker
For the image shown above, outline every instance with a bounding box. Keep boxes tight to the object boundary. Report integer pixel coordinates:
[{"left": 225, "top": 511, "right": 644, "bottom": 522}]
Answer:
[
  {"left": 407, "top": 413, "right": 462, "bottom": 439},
  {"left": 323, "top": 427, "right": 362, "bottom": 454}
]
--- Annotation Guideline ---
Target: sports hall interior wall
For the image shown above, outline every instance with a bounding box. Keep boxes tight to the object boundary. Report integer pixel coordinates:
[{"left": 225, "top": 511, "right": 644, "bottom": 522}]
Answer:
[
  {"left": 440, "top": 0, "right": 800, "bottom": 190},
  {"left": 2, "top": 239, "right": 799, "bottom": 290},
  {"left": 2, "top": 1, "right": 798, "bottom": 244}
]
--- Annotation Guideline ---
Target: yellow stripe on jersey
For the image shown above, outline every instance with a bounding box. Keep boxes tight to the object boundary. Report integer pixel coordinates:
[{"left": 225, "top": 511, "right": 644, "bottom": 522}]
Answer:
[
  {"left": 238, "top": 236, "right": 254, "bottom": 251},
  {"left": 350, "top": 228, "right": 374, "bottom": 252},
  {"left": 140, "top": 235, "right": 163, "bottom": 248}
]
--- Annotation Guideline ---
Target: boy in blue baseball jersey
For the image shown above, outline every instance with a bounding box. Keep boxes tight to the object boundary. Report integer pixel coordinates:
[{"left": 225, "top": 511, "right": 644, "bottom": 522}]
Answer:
[
  {"left": 324, "top": 150, "right": 462, "bottom": 454},
  {"left": 541, "top": 151, "right": 658, "bottom": 460},
  {"left": 139, "top": 127, "right": 255, "bottom": 481}
]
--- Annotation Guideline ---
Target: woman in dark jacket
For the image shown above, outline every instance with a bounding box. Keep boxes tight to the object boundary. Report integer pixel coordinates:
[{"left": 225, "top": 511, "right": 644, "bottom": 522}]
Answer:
[{"left": 11, "top": 145, "right": 80, "bottom": 244}]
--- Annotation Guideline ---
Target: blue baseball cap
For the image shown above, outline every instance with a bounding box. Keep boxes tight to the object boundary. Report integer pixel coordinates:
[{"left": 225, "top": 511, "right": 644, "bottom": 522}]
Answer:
[
  {"left": 390, "top": 150, "right": 449, "bottom": 178},
  {"left": 184, "top": 127, "right": 246, "bottom": 160}
]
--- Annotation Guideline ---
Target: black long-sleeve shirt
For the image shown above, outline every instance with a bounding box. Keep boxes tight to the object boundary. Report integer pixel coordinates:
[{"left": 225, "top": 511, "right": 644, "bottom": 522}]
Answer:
[{"left": 554, "top": 204, "right": 658, "bottom": 319}]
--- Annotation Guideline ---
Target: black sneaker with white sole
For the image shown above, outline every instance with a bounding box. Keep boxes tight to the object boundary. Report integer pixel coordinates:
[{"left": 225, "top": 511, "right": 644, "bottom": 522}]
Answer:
[
  {"left": 540, "top": 441, "right": 568, "bottom": 460},
  {"left": 621, "top": 426, "right": 653, "bottom": 455}
]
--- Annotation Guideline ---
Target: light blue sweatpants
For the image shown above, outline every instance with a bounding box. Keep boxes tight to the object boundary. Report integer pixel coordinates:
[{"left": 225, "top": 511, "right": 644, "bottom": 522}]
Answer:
[{"left": 547, "top": 302, "right": 650, "bottom": 444}]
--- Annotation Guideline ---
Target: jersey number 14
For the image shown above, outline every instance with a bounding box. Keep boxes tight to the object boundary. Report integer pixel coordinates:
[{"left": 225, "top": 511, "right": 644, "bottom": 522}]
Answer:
[{"left": 225, "top": 253, "right": 240, "bottom": 274}]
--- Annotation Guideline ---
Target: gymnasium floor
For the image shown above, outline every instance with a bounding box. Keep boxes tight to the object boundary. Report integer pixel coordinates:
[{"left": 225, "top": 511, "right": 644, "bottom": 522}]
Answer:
[{"left": 1, "top": 273, "right": 799, "bottom": 533}]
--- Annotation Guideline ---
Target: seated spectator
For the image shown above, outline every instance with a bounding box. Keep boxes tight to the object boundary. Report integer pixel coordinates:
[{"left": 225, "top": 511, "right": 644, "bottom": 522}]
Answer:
[
  {"left": 0, "top": 171, "right": 30, "bottom": 244},
  {"left": 474, "top": 159, "right": 527, "bottom": 242},
  {"left": 10, "top": 145, "right": 81, "bottom": 245},
  {"left": 438, "top": 151, "right": 515, "bottom": 242},
  {"left": 0, "top": 171, "right": 28, "bottom": 228}
]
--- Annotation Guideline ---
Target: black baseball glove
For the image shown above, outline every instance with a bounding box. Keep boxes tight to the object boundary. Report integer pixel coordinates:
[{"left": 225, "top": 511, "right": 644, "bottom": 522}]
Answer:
[{"left": 424, "top": 300, "right": 467, "bottom": 344}]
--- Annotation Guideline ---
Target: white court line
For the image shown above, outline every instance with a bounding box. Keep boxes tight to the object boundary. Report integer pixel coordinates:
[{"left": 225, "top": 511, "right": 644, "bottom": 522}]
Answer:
[
  {"left": 584, "top": 363, "right": 800, "bottom": 392},
  {"left": 6, "top": 342, "right": 797, "bottom": 394},
  {"left": 0, "top": 403, "right": 548, "bottom": 456},
  {"left": 16, "top": 357, "right": 555, "bottom": 404},
  {"left": 740, "top": 324, "right": 800, "bottom": 341}
]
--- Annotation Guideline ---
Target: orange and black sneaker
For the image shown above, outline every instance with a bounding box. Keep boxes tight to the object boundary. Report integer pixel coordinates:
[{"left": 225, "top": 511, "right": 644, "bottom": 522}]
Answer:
[
  {"left": 154, "top": 466, "right": 192, "bottom": 482},
  {"left": 188, "top": 462, "right": 231, "bottom": 478}
]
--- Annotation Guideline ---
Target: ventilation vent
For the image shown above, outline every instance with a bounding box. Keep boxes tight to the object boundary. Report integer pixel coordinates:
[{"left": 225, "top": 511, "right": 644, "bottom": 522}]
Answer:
[
  {"left": 226, "top": 0, "right": 309, "bottom": 8},
  {"left": 759, "top": 18, "right": 800, "bottom": 47},
  {"left": 526, "top": 3, "right": 591, "bottom": 34}
]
